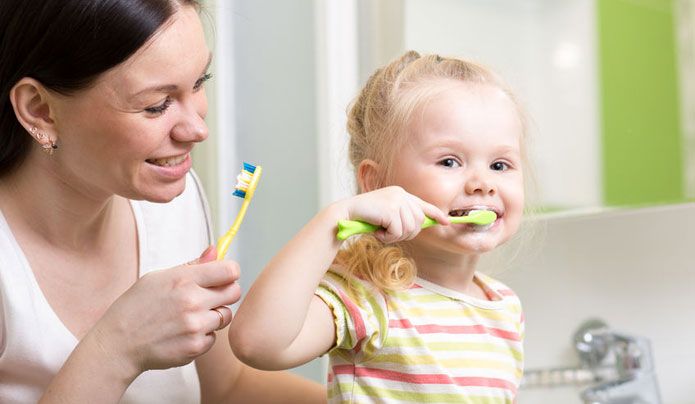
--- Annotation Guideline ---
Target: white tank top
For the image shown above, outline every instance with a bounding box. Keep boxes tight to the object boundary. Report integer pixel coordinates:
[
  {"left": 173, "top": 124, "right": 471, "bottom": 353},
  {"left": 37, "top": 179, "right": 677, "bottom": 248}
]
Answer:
[{"left": 0, "top": 172, "right": 213, "bottom": 403}]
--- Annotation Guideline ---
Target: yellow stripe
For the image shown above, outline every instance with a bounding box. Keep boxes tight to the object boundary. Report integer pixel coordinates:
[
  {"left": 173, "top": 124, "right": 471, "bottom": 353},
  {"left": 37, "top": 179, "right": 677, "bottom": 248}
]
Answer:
[
  {"left": 331, "top": 382, "right": 511, "bottom": 403},
  {"left": 382, "top": 338, "right": 523, "bottom": 362},
  {"left": 397, "top": 304, "right": 518, "bottom": 323}
]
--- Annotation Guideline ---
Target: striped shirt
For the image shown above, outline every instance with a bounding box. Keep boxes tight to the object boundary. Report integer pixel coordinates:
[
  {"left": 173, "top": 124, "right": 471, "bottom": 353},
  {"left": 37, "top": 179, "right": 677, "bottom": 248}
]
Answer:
[{"left": 315, "top": 270, "right": 524, "bottom": 403}]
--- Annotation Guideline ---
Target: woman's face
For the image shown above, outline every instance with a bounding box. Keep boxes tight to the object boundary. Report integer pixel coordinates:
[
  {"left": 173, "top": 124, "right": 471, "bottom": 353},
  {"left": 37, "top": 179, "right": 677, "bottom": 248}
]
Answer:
[{"left": 48, "top": 6, "right": 211, "bottom": 203}]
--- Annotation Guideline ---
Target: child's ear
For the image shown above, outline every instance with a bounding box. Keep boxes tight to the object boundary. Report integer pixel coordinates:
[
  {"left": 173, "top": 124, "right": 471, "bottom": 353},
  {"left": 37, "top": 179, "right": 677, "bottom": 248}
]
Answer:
[{"left": 357, "top": 159, "right": 382, "bottom": 193}]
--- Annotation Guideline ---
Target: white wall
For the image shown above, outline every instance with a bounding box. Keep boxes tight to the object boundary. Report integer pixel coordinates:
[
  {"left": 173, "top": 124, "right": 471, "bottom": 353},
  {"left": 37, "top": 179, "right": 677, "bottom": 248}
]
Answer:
[
  {"left": 676, "top": 0, "right": 695, "bottom": 200},
  {"left": 402, "top": 0, "right": 601, "bottom": 210},
  {"left": 215, "top": 0, "right": 324, "bottom": 382},
  {"left": 488, "top": 203, "right": 695, "bottom": 403}
]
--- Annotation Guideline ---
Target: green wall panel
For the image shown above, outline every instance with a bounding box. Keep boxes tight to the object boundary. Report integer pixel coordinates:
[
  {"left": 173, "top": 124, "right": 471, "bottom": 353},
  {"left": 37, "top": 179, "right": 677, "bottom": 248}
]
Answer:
[{"left": 598, "top": 0, "right": 684, "bottom": 205}]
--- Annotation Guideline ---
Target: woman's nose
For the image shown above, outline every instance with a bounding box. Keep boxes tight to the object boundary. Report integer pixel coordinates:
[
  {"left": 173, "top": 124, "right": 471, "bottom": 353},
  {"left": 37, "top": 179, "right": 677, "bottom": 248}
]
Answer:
[{"left": 171, "top": 98, "right": 208, "bottom": 143}]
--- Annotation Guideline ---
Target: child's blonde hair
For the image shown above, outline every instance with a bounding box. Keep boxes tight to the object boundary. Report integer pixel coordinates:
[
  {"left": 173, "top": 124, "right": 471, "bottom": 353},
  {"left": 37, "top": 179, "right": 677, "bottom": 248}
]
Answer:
[{"left": 335, "top": 50, "right": 530, "bottom": 292}]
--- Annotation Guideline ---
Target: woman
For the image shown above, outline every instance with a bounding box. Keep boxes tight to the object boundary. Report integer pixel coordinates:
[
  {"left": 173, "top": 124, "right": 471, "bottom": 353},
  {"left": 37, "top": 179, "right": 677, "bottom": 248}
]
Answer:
[{"left": 0, "top": 0, "right": 324, "bottom": 402}]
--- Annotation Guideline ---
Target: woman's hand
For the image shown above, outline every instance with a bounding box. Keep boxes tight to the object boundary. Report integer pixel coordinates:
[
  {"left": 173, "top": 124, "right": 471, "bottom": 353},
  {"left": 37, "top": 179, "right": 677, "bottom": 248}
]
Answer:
[
  {"left": 340, "top": 186, "right": 449, "bottom": 244},
  {"left": 89, "top": 246, "right": 241, "bottom": 380}
]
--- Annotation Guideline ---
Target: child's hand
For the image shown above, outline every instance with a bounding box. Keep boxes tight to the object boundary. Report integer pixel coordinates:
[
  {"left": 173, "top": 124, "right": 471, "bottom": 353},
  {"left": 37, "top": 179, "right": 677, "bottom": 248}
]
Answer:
[{"left": 343, "top": 186, "right": 449, "bottom": 244}]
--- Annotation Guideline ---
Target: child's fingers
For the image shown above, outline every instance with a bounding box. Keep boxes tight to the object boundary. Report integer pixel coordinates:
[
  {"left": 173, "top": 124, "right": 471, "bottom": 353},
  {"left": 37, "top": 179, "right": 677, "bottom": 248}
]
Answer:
[
  {"left": 420, "top": 200, "right": 449, "bottom": 225},
  {"left": 402, "top": 204, "right": 425, "bottom": 240},
  {"left": 399, "top": 206, "right": 418, "bottom": 239},
  {"left": 380, "top": 212, "right": 403, "bottom": 243}
]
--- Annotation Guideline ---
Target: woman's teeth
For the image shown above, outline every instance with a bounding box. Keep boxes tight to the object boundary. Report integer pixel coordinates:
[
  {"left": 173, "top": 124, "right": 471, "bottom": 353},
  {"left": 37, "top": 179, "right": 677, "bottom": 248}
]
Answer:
[{"left": 146, "top": 155, "right": 186, "bottom": 167}]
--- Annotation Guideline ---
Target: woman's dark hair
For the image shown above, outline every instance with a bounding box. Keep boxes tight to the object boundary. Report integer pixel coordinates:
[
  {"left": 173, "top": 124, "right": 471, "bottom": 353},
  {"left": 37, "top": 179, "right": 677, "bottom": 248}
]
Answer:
[{"left": 0, "top": 0, "right": 200, "bottom": 176}]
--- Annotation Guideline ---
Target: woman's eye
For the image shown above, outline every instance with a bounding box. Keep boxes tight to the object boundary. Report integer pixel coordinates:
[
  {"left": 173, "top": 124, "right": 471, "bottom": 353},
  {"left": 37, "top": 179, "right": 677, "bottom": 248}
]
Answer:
[
  {"left": 193, "top": 72, "right": 213, "bottom": 91},
  {"left": 491, "top": 161, "right": 509, "bottom": 171},
  {"left": 144, "top": 97, "right": 172, "bottom": 115},
  {"left": 439, "top": 158, "right": 460, "bottom": 168}
]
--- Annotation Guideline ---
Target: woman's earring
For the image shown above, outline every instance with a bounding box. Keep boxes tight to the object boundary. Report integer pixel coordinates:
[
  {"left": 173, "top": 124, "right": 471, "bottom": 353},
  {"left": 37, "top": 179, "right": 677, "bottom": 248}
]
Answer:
[{"left": 30, "top": 126, "right": 58, "bottom": 155}]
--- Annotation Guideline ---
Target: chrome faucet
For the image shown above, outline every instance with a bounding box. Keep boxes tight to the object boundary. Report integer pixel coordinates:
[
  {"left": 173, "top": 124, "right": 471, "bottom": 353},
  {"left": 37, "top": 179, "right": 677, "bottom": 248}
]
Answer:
[
  {"left": 520, "top": 319, "right": 661, "bottom": 404},
  {"left": 574, "top": 319, "right": 662, "bottom": 404}
]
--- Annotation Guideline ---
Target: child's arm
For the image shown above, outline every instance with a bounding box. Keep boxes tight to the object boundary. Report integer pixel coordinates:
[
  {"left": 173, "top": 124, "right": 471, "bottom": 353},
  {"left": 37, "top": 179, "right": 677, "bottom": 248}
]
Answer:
[{"left": 228, "top": 186, "right": 449, "bottom": 371}]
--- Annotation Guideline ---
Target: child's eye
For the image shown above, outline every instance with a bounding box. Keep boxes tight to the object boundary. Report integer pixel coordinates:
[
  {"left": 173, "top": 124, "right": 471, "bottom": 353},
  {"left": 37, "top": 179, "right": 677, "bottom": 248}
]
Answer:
[
  {"left": 438, "top": 158, "right": 461, "bottom": 168},
  {"left": 193, "top": 72, "right": 213, "bottom": 91},
  {"left": 144, "top": 97, "right": 172, "bottom": 115},
  {"left": 491, "top": 161, "right": 509, "bottom": 171}
]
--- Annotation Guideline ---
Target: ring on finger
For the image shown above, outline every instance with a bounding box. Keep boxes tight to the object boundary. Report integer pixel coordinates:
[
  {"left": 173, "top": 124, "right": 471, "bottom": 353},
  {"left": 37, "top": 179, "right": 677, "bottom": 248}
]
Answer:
[{"left": 211, "top": 307, "right": 225, "bottom": 330}]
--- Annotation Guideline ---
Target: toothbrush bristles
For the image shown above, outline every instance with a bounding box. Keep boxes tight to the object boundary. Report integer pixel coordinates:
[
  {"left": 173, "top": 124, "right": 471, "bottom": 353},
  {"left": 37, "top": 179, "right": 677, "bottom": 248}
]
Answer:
[{"left": 232, "top": 162, "right": 257, "bottom": 198}]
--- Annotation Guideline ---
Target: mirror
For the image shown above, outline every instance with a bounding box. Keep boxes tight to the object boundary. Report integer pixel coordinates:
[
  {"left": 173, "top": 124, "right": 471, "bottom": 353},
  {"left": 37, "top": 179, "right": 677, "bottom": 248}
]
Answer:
[
  {"left": 357, "top": 0, "right": 695, "bottom": 212},
  {"left": 198, "top": 2, "right": 695, "bottom": 401}
]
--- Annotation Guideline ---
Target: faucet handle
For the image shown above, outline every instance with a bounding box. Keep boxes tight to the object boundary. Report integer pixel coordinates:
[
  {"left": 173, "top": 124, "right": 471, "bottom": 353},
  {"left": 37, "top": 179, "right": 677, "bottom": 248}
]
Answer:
[{"left": 574, "top": 318, "right": 611, "bottom": 369}]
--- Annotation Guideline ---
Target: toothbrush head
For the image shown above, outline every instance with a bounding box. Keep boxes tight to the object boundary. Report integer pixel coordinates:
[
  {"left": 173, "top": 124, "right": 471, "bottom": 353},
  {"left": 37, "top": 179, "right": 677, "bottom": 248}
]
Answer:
[
  {"left": 448, "top": 210, "right": 497, "bottom": 226},
  {"left": 216, "top": 162, "right": 262, "bottom": 260},
  {"left": 232, "top": 162, "right": 262, "bottom": 199}
]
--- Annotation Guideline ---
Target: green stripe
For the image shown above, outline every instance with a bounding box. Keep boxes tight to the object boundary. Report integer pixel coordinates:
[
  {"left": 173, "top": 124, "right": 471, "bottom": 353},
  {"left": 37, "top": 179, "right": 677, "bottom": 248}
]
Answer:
[{"left": 598, "top": 0, "right": 683, "bottom": 205}]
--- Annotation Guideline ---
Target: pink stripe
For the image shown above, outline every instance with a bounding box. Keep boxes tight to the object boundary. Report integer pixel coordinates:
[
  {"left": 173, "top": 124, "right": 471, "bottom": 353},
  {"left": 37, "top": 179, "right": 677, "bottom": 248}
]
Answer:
[
  {"left": 498, "top": 289, "right": 516, "bottom": 296},
  {"left": 389, "top": 319, "right": 521, "bottom": 341},
  {"left": 337, "top": 290, "right": 367, "bottom": 353},
  {"left": 332, "top": 365, "right": 516, "bottom": 392}
]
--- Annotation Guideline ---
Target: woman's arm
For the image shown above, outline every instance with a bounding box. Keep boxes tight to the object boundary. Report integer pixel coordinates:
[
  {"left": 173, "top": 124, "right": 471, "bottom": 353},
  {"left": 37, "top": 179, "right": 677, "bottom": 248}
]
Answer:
[
  {"left": 229, "top": 186, "right": 449, "bottom": 370},
  {"left": 39, "top": 247, "right": 241, "bottom": 404},
  {"left": 40, "top": 329, "right": 139, "bottom": 404}
]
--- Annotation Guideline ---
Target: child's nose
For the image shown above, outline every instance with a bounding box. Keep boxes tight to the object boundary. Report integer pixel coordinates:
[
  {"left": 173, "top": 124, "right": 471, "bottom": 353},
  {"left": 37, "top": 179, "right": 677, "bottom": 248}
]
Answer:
[{"left": 464, "top": 172, "right": 496, "bottom": 196}]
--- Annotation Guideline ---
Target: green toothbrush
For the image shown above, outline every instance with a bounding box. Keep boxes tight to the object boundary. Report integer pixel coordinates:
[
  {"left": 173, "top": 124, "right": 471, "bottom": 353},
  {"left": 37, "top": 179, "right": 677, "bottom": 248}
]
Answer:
[{"left": 336, "top": 210, "right": 497, "bottom": 240}]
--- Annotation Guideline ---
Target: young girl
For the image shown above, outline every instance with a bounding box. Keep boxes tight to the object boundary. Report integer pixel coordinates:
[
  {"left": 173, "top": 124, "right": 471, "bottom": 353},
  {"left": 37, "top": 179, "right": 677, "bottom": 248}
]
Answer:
[{"left": 230, "top": 50, "right": 527, "bottom": 403}]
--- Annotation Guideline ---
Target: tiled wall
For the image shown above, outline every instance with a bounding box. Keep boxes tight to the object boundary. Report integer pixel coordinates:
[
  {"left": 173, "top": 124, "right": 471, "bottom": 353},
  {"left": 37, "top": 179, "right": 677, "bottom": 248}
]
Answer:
[{"left": 487, "top": 203, "right": 695, "bottom": 403}]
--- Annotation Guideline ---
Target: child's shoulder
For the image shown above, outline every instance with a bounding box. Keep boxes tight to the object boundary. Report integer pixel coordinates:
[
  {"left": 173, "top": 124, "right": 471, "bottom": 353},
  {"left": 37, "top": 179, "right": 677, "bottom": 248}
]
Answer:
[
  {"left": 320, "top": 266, "right": 383, "bottom": 299},
  {"left": 475, "top": 272, "right": 522, "bottom": 304}
]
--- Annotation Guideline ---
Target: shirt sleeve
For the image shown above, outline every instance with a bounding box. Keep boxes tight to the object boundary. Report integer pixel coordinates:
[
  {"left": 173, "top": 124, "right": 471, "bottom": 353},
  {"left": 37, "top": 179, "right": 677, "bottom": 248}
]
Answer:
[{"left": 315, "top": 269, "right": 389, "bottom": 359}]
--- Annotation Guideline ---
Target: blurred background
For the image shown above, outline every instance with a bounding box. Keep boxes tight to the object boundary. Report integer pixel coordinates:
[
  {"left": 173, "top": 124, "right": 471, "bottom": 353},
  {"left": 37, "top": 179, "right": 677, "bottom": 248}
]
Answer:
[{"left": 193, "top": 1, "right": 694, "bottom": 402}]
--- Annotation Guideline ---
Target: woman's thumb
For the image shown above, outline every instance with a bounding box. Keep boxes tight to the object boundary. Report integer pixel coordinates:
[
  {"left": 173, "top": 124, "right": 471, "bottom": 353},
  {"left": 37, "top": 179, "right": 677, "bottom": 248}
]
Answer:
[
  {"left": 199, "top": 245, "right": 217, "bottom": 263},
  {"left": 187, "top": 245, "right": 217, "bottom": 266}
]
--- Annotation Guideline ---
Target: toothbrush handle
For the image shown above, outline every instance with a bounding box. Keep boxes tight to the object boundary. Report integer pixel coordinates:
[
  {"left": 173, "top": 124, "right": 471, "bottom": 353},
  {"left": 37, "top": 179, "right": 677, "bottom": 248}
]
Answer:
[
  {"left": 336, "top": 217, "right": 437, "bottom": 240},
  {"left": 216, "top": 198, "right": 251, "bottom": 260}
]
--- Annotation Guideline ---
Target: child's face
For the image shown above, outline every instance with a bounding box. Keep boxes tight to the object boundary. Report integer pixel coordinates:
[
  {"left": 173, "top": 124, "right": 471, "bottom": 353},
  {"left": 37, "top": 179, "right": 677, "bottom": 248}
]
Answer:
[{"left": 390, "top": 81, "right": 525, "bottom": 255}]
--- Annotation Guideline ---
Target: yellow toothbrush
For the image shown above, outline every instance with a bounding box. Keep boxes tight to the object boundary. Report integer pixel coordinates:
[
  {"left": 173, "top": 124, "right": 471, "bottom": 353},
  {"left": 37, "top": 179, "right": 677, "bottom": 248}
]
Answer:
[{"left": 216, "top": 162, "right": 262, "bottom": 260}]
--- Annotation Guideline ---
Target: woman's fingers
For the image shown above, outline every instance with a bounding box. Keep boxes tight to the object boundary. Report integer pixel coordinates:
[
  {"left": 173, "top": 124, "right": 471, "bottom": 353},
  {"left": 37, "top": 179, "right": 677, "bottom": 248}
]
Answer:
[
  {"left": 208, "top": 306, "right": 233, "bottom": 333},
  {"left": 203, "top": 281, "right": 242, "bottom": 309},
  {"left": 190, "top": 260, "right": 240, "bottom": 288}
]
